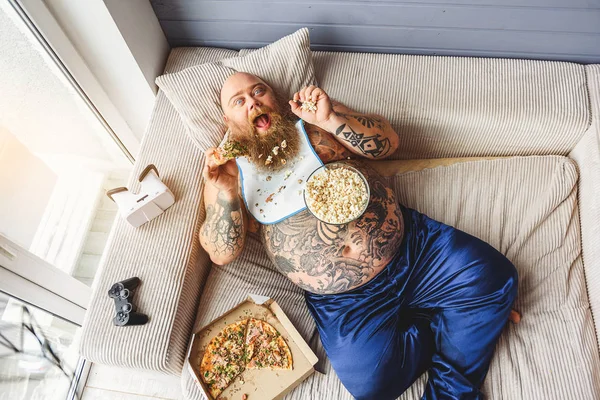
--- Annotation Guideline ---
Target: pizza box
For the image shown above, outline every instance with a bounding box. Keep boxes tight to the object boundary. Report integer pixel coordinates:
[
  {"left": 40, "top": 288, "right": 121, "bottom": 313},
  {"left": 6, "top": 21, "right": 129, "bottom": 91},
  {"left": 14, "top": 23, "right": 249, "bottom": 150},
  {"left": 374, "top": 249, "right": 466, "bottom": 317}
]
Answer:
[{"left": 187, "top": 294, "right": 319, "bottom": 400}]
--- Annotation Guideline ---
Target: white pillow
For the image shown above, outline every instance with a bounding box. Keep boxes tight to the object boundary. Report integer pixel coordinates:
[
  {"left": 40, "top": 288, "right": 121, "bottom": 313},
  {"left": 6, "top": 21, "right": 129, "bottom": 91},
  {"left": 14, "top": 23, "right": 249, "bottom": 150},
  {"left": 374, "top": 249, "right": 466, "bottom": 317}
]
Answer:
[{"left": 155, "top": 28, "right": 316, "bottom": 151}]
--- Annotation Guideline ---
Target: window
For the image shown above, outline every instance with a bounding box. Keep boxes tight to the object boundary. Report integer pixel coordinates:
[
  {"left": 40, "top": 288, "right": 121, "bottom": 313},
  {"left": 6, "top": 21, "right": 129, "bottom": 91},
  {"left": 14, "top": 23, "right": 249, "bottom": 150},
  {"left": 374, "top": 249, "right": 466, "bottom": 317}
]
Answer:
[
  {"left": 0, "top": 1, "right": 131, "bottom": 286},
  {"left": 0, "top": 292, "right": 85, "bottom": 399},
  {"left": 0, "top": 1, "right": 135, "bottom": 399}
]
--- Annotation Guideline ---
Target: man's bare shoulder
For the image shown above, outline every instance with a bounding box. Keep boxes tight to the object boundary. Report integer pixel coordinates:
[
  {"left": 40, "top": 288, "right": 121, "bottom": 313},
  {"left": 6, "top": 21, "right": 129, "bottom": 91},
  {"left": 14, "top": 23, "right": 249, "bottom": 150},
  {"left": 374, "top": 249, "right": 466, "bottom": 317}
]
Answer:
[{"left": 303, "top": 122, "right": 353, "bottom": 163}]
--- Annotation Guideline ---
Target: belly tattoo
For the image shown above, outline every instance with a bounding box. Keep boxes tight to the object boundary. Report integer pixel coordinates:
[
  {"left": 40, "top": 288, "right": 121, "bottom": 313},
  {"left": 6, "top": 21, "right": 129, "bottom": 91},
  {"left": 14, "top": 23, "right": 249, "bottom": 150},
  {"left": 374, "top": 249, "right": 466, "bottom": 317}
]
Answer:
[{"left": 261, "top": 161, "right": 404, "bottom": 294}]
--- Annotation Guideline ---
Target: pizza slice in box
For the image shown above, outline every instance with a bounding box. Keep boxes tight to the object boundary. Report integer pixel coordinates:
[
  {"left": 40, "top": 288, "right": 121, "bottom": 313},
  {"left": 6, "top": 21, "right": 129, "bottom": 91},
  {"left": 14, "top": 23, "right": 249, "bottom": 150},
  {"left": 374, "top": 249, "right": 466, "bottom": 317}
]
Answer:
[
  {"left": 200, "top": 320, "right": 247, "bottom": 399},
  {"left": 245, "top": 318, "right": 293, "bottom": 370}
]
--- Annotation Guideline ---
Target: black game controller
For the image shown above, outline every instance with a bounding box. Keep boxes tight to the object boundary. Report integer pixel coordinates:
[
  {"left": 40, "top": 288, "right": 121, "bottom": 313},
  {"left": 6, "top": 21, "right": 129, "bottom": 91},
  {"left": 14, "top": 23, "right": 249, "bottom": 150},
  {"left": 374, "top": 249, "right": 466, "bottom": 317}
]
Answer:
[{"left": 108, "top": 277, "right": 148, "bottom": 327}]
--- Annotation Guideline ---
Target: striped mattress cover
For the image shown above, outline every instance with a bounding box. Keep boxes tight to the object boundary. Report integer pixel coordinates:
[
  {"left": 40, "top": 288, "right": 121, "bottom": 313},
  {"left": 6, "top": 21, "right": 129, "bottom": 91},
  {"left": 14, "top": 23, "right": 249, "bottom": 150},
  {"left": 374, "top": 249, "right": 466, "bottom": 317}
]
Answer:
[{"left": 79, "top": 46, "right": 600, "bottom": 400}]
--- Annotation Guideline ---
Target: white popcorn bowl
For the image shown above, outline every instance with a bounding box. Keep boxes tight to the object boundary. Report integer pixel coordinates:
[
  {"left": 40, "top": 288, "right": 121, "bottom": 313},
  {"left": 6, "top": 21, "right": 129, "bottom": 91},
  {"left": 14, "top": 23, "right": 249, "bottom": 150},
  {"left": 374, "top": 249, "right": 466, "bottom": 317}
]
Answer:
[{"left": 303, "top": 162, "right": 371, "bottom": 225}]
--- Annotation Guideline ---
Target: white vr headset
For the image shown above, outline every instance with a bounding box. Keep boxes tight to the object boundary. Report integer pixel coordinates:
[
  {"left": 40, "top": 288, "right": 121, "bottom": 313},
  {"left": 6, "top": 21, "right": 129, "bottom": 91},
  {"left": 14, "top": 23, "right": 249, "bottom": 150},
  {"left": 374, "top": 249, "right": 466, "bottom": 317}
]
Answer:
[{"left": 107, "top": 164, "right": 175, "bottom": 228}]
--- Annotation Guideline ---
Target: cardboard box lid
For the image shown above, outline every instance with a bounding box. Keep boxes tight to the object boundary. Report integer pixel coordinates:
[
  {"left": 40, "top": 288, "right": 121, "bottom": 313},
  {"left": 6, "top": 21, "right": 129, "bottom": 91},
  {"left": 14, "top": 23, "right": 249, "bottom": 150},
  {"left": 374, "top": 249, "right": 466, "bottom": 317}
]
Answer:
[{"left": 188, "top": 295, "right": 318, "bottom": 400}]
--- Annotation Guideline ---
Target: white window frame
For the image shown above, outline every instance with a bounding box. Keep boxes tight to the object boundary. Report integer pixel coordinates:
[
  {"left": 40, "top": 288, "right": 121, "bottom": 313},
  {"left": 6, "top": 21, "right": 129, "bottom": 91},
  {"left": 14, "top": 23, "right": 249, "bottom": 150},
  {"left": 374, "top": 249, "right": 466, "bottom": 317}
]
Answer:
[
  {"left": 0, "top": 3, "right": 166, "bottom": 398},
  {"left": 0, "top": 235, "right": 90, "bottom": 325},
  {"left": 1, "top": 234, "right": 92, "bottom": 400},
  {"left": 11, "top": 0, "right": 170, "bottom": 161},
  {"left": 0, "top": 0, "right": 164, "bottom": 321},
  {"left": 8, "top": 0, "right": 136, "bottom": 161}
]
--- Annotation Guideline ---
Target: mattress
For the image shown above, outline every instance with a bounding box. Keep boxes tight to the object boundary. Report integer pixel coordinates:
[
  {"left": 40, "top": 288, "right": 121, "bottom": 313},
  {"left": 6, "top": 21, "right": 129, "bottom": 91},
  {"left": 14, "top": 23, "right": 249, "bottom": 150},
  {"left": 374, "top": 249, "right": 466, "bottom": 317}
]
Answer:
[
  {"left": 182, "top": 156, "right": 600, "bottom": 400},
  {"left": 79, "top": 46, "right": 598, "bottom": 397}
]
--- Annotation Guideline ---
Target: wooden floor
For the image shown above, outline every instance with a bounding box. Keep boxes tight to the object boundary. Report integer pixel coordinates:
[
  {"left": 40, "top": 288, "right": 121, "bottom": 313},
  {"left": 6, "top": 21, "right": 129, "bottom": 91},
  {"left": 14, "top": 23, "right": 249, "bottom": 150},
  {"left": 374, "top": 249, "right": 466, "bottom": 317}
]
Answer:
[{"left": 82, "top": 363, "right": 183, "bottom": 400}]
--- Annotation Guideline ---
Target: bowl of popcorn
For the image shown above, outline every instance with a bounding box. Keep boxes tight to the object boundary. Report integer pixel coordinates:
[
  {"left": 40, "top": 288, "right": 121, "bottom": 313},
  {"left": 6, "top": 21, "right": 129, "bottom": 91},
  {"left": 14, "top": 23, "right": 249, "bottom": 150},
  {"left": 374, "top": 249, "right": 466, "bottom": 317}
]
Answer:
[{"left": 304, "top": 163, "right": 370, "bottom": 225}]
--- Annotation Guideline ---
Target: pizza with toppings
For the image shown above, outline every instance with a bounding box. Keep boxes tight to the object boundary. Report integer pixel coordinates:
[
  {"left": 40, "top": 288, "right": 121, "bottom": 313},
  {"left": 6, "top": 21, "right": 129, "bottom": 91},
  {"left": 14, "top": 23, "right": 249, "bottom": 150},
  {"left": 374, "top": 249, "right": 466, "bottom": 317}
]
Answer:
[
  {"left": 200, "top": 320, "right": 248, "bottom": 399},
  {"left": 245, "top": 318, "right": 293, "bottom": 370},
  {"left": 198, "top": 318, "right": 293, "bottom": 399},
  {"left": 213, "top": 140, "right": 248, "bottom": 165}
]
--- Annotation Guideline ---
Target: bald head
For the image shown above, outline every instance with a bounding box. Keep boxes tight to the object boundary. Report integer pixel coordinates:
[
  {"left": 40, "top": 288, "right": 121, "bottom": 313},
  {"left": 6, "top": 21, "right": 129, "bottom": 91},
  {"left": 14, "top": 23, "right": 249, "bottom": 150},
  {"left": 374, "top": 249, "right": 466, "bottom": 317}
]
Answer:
[{"left": 220, "top": 72, "right": 269, "bottom": 108}]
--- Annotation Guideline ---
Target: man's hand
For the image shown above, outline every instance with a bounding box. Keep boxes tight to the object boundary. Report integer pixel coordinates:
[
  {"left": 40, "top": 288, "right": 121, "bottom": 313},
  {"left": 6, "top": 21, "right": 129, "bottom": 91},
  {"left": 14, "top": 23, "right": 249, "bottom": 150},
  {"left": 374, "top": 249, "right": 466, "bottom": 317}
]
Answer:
[
  {"left": 509, "top": 309, "right": 521, "bottom": 324},
  {"left": 204, "top": 147, "right": 239, "bottom": 193},
  {"left": 289, "top": 85, "right": 334, "bottom": 129}
]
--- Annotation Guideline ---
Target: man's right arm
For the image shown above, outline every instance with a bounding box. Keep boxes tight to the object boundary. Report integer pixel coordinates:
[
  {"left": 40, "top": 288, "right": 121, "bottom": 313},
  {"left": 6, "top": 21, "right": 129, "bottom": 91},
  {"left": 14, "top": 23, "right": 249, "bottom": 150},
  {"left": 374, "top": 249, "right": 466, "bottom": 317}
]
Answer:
[{"left": 199, "top": 149, "right": 247, "bottom": 265}]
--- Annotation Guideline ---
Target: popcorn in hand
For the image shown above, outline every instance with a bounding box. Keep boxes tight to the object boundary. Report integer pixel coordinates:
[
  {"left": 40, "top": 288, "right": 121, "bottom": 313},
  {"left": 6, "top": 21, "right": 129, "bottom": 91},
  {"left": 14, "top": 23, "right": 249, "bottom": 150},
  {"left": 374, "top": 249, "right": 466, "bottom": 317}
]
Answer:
[{"left": 300, "top": 100, "right": 317, "bottom": 113}]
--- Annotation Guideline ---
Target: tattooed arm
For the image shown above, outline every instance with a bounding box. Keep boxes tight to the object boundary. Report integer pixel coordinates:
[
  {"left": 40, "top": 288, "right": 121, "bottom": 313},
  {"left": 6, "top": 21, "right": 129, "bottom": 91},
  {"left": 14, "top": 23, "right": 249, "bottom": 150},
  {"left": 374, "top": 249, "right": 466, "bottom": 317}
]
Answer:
[
  {"left": 200, "top": 150, "right": 248, "bottom": 265},
  {"left": 326, "top": 103, "right": 399, "bottom": 159},
  {"left": 305, "top": 124, "right": 354, "bottom": 163},
  {"left": 290, "top": 86, "right": 400, "bottom": 159}
]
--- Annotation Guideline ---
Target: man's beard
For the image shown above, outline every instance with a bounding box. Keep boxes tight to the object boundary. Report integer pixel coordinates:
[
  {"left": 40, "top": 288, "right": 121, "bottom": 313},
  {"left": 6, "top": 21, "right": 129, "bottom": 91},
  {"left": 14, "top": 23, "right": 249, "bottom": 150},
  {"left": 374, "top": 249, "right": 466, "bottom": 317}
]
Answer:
[{"left": 228, "top": 105, "right": 300, "bottom": 172}]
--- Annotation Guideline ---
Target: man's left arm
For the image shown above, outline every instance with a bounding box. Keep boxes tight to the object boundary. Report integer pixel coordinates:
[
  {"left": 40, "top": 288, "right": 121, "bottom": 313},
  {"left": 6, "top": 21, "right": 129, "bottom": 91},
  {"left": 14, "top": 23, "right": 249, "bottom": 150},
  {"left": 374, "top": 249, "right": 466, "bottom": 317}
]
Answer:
[{"left": 290, "top": 85, "right": 400, "bottom": 159}]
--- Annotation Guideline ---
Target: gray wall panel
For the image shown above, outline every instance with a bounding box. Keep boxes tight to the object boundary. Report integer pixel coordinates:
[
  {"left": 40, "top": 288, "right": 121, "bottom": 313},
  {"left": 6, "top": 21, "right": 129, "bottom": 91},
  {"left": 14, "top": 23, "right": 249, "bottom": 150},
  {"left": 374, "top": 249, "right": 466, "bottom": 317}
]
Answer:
[{"left": 150, "top": 0, "right": 600, "bottom": 63}]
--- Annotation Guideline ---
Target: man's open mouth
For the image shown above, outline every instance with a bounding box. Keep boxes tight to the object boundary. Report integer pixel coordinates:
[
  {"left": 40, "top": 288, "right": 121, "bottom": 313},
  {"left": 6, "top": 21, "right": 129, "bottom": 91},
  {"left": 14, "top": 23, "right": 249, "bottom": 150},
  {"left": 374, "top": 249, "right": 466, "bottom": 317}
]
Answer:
[{"left": 253, "top": 113, "right": 271, "bottom": 131}]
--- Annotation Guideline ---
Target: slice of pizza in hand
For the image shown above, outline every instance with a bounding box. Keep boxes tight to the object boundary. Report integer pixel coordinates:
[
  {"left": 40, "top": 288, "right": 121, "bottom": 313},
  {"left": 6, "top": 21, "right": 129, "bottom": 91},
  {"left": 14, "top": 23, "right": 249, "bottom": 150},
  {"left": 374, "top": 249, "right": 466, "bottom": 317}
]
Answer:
[
  {"left": 200, "top": 320, "right": 248, "bottom": 399},
  {"left": 213, "top": 141, "right": 248, "bottom": 166},
  {"left": 245, "top": 318, "right": 293, "bottom": 370}
]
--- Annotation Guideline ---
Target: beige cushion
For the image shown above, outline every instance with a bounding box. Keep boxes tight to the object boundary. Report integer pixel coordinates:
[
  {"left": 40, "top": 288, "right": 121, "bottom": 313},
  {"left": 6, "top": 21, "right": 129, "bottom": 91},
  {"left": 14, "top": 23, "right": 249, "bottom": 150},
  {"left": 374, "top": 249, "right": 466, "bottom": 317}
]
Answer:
[
  {"left": 312, "top": 53, "right": 589, "bottom": 159},
  {"left": 165, "top": 48, "right": 244, "bottom": 74},
  {"left": 182, "top": 156, "right": 600, "bottom": 399},
  {"left": 78, "top": 48, "right": 238, "bottom": 373},
  {"left": 570, "top": 65, "right": 600, "bottom": 355},
  {"left": 155, "top": 28, "right": 316, "bottom": 151}
]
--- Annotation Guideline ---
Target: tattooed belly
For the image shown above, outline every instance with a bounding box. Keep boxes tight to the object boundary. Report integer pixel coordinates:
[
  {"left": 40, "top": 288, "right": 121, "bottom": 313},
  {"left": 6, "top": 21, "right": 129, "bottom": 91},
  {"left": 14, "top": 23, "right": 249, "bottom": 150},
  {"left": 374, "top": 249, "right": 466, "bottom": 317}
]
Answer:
[
  {"left": 261, "top": 164, "right": 404, "bottom": 294},
  {"left": 263, "top": 212, "right": 403, "bottom": 294}
]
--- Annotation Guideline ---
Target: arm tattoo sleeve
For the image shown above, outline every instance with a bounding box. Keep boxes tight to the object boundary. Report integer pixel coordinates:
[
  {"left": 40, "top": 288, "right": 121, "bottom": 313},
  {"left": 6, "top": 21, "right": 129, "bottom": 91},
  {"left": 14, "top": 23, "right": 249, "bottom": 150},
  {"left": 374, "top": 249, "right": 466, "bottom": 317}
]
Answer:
[
  {"left": 201, "top": 190, "right": 245, "bottom": 257},
  {"left": 333, "top": 112, "right": 392, "bottom": 158}
]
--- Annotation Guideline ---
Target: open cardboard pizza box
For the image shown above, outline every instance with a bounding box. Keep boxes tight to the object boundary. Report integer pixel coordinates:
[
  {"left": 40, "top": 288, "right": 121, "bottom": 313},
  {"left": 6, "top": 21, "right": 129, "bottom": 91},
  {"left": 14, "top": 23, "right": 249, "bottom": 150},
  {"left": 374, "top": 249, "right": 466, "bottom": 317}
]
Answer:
[{"left": 187, "top": 295, "right": 319, "bottom": 400}]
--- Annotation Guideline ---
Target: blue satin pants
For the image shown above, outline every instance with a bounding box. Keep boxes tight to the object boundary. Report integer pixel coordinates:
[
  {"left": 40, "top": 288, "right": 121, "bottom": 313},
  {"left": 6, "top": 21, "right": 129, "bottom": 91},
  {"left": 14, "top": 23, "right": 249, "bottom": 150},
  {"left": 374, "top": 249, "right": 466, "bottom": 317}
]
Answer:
[{"left": 305, "top": 206, "right": 518, "bottom": 400}]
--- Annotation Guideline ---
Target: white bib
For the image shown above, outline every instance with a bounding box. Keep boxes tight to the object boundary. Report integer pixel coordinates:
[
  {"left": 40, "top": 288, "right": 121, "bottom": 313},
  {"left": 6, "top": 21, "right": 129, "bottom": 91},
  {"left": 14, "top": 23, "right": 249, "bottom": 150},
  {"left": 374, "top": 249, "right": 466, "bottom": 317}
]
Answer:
[{"left": 236, "top": 120, "right": 323, "bottom": 225}]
